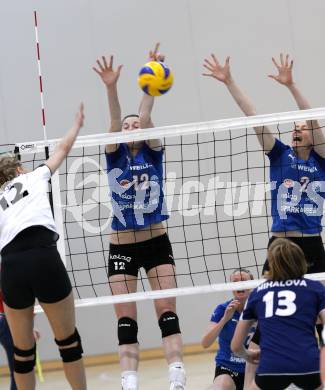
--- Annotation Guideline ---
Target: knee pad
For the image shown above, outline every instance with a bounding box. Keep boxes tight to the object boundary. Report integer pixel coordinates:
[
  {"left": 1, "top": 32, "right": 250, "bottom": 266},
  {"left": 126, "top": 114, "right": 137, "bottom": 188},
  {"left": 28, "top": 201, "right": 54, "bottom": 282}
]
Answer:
[
  {"left": 118, "top": 317, "right": 138, "bottom": 345},
  {"left": 55, "top": 328, "right": 83, "bottom": 363},
  {"left": 13, "top": 344, "right": 36, "bottom": 374},
  {"left": 158, "top": 311, "right": 181, "bottom": 338}
]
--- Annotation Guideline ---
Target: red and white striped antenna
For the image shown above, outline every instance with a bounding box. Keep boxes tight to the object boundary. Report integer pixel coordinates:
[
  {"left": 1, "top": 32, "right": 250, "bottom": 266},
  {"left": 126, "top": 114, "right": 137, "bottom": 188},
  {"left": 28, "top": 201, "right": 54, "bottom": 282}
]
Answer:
[{"left": 33, "top": 10, "right": 49, "bottom": 154}]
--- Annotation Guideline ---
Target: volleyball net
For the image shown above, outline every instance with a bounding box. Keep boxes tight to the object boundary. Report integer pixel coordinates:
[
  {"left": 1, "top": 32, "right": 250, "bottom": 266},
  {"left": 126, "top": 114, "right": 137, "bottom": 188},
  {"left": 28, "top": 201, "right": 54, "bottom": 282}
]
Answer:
[{"left": 12, "top": 107, "right": 325, "bottom": 308}]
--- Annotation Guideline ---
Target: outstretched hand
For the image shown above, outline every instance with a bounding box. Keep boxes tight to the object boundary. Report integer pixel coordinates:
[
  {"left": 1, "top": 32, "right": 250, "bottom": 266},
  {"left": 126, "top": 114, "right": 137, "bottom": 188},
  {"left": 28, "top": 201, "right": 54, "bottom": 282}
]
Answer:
[
  {"left": 268, "top": 53, "right": 294, "bottom": 86},
  {"left": 93, "top": 55, "right": 123, "bottom": 87},
  {"left": 148, "top": 42, "right": 165, "bottom": 62},
  {"left": 203, "top": 54, "right": 232, "bottom": 84}
]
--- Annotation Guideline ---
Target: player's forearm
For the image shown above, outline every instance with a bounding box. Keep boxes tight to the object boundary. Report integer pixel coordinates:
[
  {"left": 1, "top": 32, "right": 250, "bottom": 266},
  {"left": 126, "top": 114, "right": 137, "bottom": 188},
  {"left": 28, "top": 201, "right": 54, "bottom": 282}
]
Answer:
[
  {"left": 106, "top": 85, "right": 122, "bottom": 132},
  {"left": 58, "top": 123, "right": 81, "bottom": 154},
  {"left": 226, "top": 79, "right": 257, "bottom": 117},
  {"left": 226, "top": 79, "right": 274, "bottom": 150},
  {"left": 139, "top": 94, "right": 154, "bottom": 129},
  {"left": 201, "top": 319, "right": 227, "bottom": 348},
  {"left": 287, "top": 83, "right": 311, "bottom": 110},
  {"left": 287, "top": 83, "right": 321, "bottom": 147}
]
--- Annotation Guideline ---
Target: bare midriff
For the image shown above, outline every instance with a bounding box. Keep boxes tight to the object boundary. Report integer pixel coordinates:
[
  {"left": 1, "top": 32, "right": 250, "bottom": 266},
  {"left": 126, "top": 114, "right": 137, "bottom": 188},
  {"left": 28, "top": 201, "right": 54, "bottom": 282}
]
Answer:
[
  {"left": 273, "top": 230, "right": 320, "bottom": 238},
  {"left": 109, "top": 221, "right": 167, "bottom": 245}
]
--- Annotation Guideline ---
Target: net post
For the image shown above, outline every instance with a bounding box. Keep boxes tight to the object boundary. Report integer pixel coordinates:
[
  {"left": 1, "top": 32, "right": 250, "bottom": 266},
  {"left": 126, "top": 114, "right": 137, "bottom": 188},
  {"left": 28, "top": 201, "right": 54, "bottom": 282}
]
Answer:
[{"left": 51, "top": 170, "right": 66, "bottom": 266}]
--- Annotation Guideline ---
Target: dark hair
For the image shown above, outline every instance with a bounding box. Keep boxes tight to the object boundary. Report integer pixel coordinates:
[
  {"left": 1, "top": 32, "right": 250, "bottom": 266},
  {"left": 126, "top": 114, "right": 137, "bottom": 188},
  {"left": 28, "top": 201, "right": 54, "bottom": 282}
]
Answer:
[
  {"left": 230, "top": 268, "right": 254, "bottom": 281},
  {"left": 267, "top": 238, "right": 307, "bottom": 281},
  {"left": 122, "top": 114, "right": 139, "bottom": 123}
]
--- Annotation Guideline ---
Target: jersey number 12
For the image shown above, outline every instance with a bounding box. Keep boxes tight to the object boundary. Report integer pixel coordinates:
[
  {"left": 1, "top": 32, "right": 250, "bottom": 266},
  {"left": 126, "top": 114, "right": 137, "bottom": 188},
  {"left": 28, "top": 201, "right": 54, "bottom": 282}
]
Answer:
[
  {"left": 0, "top": 182, "right": 29, "bottom": 211},
  {"left": 262, "top": 290, "right": 297, "bottom": 318}
]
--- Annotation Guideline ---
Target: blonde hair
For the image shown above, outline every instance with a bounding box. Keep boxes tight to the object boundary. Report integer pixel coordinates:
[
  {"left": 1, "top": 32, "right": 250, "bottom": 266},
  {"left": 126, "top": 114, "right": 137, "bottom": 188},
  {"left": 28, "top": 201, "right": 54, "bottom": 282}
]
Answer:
[
  {"left": 267, "top": 238, "right": 307, "bottom": 281},
  {"left": 0, "top": 154, "right": 21, "bottom": 187}
]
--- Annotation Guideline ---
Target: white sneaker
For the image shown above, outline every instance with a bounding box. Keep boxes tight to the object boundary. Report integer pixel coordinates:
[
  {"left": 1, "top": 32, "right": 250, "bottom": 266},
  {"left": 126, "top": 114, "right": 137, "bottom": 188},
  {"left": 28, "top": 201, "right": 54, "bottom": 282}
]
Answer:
[
  {"left": 169, "top": 382, "right": 185, "bottom": 390},
  {"left": 168, "top": 362, "right": 186, "bottom": 390}
]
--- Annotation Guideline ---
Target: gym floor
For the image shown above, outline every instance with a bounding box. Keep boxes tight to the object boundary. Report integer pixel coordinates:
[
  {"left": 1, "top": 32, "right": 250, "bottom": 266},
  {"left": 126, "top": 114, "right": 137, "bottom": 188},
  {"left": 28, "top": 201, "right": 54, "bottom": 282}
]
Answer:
[{"left": 0, "top": 352, "right": 215, "bottom": 390}]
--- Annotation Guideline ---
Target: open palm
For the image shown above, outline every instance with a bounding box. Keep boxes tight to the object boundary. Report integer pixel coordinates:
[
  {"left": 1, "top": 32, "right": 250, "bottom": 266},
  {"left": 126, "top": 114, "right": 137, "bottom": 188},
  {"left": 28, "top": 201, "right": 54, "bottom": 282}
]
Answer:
[
  {"left": 93, "top": 55, "right": 123, "bottom": 87},
  {"left": 268, "top": 53, "right": 294, "bottom": 86},
  {"left": 203, "top": 54, "right": 231, "bottom": 84}
]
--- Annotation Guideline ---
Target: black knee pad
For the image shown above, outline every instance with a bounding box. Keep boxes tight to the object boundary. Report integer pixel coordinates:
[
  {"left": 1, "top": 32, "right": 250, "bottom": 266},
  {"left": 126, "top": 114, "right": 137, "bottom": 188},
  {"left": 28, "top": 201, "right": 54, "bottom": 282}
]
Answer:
[
  {"left": 158, "top": 311, "right": 181, "bottom": 338},
  {"left": 13, "top": 344, "right": 36, "bottom": 374},
  {"left": 55, "top": 328, "right": 83, "bottom": 363},
  {"left": 118, "top": 317, "right": 138, "bottom": 345}
]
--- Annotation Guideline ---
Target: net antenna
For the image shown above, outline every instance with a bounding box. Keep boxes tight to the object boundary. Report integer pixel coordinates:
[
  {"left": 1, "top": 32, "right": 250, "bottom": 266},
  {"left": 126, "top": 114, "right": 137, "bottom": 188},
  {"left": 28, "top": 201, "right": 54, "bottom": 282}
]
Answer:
[{"left": 32, "top": 10, "right": 66, "bottom": 265}]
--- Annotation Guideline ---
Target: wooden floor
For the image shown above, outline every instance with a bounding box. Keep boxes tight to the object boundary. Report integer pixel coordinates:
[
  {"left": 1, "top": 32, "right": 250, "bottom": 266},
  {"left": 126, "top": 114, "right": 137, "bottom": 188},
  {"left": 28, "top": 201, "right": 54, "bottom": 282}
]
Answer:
[{"left": 0, "top": 352, "right": 215, "bottom": 390}]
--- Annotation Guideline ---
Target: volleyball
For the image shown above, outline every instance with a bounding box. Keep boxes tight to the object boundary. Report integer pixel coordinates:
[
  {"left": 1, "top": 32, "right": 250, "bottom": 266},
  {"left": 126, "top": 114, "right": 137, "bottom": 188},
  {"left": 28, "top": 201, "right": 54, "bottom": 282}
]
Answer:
[{"left": 138, "top": 61, "right": 174, "bottom": 96}]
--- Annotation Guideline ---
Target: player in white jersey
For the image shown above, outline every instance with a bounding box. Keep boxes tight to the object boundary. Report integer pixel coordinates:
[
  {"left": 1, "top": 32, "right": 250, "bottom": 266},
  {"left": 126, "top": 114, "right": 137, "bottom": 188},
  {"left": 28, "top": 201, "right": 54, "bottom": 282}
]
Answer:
[{"left": 0, "top": 104, "right": 87, "bottom": 390}]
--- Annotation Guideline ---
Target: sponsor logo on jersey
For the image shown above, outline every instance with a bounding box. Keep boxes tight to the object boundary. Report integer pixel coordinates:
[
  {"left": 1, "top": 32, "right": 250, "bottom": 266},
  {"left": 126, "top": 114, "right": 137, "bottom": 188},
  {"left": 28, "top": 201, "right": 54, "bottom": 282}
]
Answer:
[
  {"left": 109, "top": 254, "right": 132, "bottom": 262},
  {"left": 296, "top": 164, "right": 318, "bottom": 173},
  {"left": 129, "top": 163, "right": 153, "bottom": 171}
]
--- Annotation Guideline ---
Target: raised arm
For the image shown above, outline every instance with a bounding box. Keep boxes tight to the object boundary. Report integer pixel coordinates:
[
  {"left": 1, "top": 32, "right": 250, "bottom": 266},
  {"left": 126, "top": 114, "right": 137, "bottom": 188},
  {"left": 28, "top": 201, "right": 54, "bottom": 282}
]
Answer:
[
  {"left": 203, "top": 55, "right": 275, "bottom": 153},
  {"left": 201, "top": 300, "right": 240, "bottom": 349},
  {"left": 93, "top": 55, "right": 123, "bottom": 153},
  {"left": 269, "top": 53, "right": 325, "bottom": 156},
  {"left": 139, "top": 43, "right": 166, "bottom": 151},
  {"left": 231, "top": 319, "right": 259, "bottom": 364},
  {"left": 46, "top": 104, "right": 84, "bottom": 174}
]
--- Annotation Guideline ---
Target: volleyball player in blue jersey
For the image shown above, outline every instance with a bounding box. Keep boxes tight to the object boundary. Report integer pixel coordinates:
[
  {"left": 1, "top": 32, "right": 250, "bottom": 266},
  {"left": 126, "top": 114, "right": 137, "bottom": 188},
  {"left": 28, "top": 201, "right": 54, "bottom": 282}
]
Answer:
[
  {"left": 231, "top": 238, "right": 325, "bottom": 390},
  {"left": 201, "top": 269, "right": 255, "bottom": 390},
  {"left": 203, "top": 52, "right": 325, "bottom": 253},
  {"left": 93, "top": 44, "right": 186, "bottom": 390},
  {"left": 203, "top": 53, "right": 325, "bottom": 342}
]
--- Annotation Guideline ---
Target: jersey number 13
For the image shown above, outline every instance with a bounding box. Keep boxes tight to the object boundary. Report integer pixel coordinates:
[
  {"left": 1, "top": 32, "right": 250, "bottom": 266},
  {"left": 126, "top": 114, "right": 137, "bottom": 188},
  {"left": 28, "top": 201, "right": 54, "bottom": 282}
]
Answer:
[{"left": 262, "top": 290, "right": 297, "bottom": 318}]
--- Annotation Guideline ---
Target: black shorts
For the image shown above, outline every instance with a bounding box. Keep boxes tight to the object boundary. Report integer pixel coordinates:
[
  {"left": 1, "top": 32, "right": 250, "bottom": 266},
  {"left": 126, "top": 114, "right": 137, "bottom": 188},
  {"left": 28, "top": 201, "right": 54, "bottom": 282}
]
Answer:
[
  {"left": 108, "top": 233, "right": 175, "bottom": 277},
  {"left": 214, "top": 365, "right": 244, "bottom": 390},
  {"left": 1, "top": 226, "right": 72, "bottom": 309},
  {"left": 262, "top": 235, "right": 325, "bottom": 274},
  {"left": 255, "top": 373, "right": 321, "bottom": 390}
]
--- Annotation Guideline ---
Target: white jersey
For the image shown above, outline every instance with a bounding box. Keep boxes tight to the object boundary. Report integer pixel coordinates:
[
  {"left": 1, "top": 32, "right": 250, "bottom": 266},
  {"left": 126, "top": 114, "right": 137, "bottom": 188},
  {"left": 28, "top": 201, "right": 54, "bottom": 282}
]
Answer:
[{"left": 0, "top": 165, "right": 57, "bottom": 252}]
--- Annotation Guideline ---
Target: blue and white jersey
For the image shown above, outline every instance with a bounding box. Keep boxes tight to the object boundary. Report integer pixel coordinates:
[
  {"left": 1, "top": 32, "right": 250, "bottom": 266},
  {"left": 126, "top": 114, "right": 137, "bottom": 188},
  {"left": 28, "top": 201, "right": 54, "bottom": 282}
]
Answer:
[
  {"left": 106, "top": 142, "right": 168, "bottom": 231},
  {"left": 211, "top": 300, "right": 255, "bottom": 373},
  {"left": 242, "top": 278, "right": 325, "bottom": 375},
  {"left": 268, "top": 139, "right": 325, "bottom": 234}
]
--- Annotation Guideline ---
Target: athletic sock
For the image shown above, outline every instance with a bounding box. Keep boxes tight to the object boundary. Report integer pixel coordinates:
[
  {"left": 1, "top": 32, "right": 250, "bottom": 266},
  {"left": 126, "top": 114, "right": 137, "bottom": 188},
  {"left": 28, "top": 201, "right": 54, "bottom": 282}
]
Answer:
[{"left": 121, "top": 370, "right": 138, "bottom": 390}]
